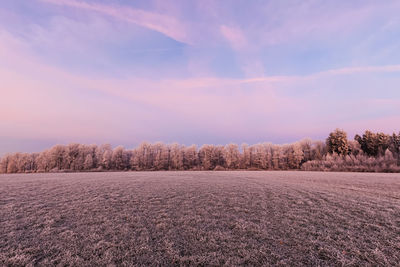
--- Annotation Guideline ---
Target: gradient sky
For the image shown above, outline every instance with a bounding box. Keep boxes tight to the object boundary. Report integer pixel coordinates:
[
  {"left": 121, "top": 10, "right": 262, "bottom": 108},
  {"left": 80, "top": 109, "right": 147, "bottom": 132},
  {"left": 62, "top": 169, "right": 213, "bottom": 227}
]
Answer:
[{"left": 1, "top": 0, "right": 400, "bottom": 155}]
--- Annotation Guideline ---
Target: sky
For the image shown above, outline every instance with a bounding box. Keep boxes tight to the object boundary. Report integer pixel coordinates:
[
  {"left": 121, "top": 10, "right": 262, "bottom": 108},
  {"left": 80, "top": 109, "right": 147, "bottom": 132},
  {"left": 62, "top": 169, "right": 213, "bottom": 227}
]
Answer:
[{"left": 1, "top": 0, "right": 400, "bottom": 155}]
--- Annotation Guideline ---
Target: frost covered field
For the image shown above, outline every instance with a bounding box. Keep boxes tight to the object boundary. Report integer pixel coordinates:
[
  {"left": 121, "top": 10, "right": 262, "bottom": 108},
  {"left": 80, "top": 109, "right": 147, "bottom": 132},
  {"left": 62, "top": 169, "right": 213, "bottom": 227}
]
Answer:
[{"left": 1, "top": 171, "right": 399, "bottom": 266}]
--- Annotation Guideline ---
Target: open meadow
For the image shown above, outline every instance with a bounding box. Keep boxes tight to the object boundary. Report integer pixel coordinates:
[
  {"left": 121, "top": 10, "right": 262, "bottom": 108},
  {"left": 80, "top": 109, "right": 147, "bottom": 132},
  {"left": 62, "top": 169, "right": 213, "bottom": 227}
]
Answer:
[{"left": 1, "top": 171, "right": 399, "bottom": 266}]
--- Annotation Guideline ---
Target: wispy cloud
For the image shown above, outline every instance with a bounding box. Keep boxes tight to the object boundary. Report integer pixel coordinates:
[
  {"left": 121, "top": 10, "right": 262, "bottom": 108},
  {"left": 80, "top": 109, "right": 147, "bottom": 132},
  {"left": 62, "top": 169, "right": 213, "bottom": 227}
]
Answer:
[
  {"left": 220, "top": 25, "right": 247, "bottom": 50},
  {"left": 2, "top": 26, "right": 399, "bottom": 146},
  {"left": 1, "top": 0, "right": 400, "bottom": 153},
  {"left": 39, "top": 0, "right": 192, "bottom": 44},
  {"left": 319, "top": 65, "right": 400, "bottom": 76}
]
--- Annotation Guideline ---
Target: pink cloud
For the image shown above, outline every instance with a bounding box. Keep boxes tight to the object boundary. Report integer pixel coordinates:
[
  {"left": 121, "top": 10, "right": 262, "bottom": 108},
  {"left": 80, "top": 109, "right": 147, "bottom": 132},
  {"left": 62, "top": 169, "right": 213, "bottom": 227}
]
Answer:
[
  {"left": 317, "top": 65, "right": 400, "bottom": 76},
  {"left": 256, "top": 2, "right": 378, "bottom": 46},
  {"left": 39, "top": 0, "right": 192, "bottom": 44},
  {"left": 2, "top": 28, "right": 400, "bottom": 145},
  {"left": 220, "top": 25, "right": 247, "bottom": 50},
  {"left": 0, "top": 31, "right": 297, "bottom": 142}
]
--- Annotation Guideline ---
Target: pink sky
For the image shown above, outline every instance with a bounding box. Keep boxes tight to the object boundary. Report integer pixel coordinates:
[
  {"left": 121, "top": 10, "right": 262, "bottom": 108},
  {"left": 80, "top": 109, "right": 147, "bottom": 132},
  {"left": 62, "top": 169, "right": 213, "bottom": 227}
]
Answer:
[{"left": 1, "top": 0, "right": 400, "bottom": 154}]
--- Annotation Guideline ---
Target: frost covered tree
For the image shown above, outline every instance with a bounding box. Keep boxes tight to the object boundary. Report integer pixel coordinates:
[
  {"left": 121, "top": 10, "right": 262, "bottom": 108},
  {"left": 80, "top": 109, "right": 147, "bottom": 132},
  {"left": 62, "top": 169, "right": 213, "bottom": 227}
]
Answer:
[
  {"left": 224, "top": 143, "right": 240, "bottom": 169},
  {"left": 112, "top": 146, "right": 129, "bottom": 170},
  {"left": 199, "top": 144, "right": 214, "bottom": 170},
  {"left": 184, "top": 145, "right": 198, "bottom": 170},
  {"left": 84, "top": 154, "right": 94, "bottom": 170},
  {"left": 288, "top": 143, "right": 304, "bottom": 169},
  {"left": 326, "top": 129, "right": 349, "bottom": 155},
  {"left": 1, "top": 130, "right": 399, "bottom": 174},
  {"left": 355, "top": 131, "right": 391, "bottom": 157}
]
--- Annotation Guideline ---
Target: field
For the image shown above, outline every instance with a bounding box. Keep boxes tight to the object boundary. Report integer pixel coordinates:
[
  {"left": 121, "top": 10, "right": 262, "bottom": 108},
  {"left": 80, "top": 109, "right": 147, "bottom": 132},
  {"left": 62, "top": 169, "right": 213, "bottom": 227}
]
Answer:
[{"left": 1, "top": 171, "right": 399, "bottom": 266}]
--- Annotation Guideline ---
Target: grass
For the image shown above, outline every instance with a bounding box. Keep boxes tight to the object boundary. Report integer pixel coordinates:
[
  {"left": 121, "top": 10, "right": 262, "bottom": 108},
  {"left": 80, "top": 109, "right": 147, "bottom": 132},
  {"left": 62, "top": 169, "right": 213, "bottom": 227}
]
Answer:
[{"left": 1, "top": 171, "right": 399, "bottom": 266}]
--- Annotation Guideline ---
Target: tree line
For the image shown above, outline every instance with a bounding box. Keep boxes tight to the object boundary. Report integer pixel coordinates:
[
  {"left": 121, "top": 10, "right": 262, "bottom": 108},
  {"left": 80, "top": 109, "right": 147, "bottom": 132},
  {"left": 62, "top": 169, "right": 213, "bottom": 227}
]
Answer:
[
  {"left": 303, "top": 129, "right": 400, "bottom": 172},
  {"left": 1, "top": 129, "right": 399, "bottom": 173}
]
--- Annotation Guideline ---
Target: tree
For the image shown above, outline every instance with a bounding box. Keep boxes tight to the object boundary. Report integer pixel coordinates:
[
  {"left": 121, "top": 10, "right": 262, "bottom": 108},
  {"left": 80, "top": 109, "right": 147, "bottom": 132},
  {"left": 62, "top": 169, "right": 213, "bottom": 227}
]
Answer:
[
  {"left": 102, "top": 150, "right": 113, "bottom": 170},
  {"left": 224, "top": 144, "right": 240, "bottom": 169},
  {"left": 240, "top": 144, "right": 251, "bottom": 169},
  {"left": 0, "top": 133, "right": 397, "bottom": 174},
  {"left": 134, "top": 142, "right": 153, "bottom": 170},
  {"left": 6, "top": 155, "right": 18, "bottom": 173},
  {"left": 49, "top": 145, "right": 67, "bottom": 170},
  {"left": 36, "top": 150, "right": 51, "bottom": 172},
  {"left": 288, "top": 143, "right": 304, "bottom": 169},
  {"left": 152, "top": 143, "right": 168, "bottom": 170},
  {"left": 16, "top": 153, "right": 30, "bottom": 173},
  {"left": 376, "top": 133, "right": 390, "bottom": 155},
  {"left": 300, "top": 138, "right": 312, "bottom": 162},
  {"left": 184, "top": 145, "right": 198, "bottom": 170},
  {"left": 212, "top": 145, "right": 225, "bottom": 169},
  {"left": 348, "top": 140, "right": 361, "bottom": 156},
  {"left": 253, "top": 144, "right": 269, "bottom": 169},
  {"left": 390, "top": 133, "right": 400, "bottom": 155},
  {"left": 326, "top": 129, "right": 349, "bottom": 155},
  {"left": 66, "top": 144, "right": 82, "bottom": 170},
  {"left": 84, "top": 154, "right": 94, "bottom": 170},
  {"left": 355, "top": 131, "right": 391, "bottom": 157},
  {"left": 199, "top": 144, "right": 214, "bottom": 170},
  {"left": 112, "top": 146, "right": 129, "bottom": 170},
  {"left": 271, "top": 146, "right": 280, "bottom": 169},
  {"left": 169, "top": 143, "right": 184, "bottom": 170},
  {"left": 311, "top": 141, "right": 326, "bottom": 160},
  {"left": 0, "top": 155, "right": 9, "bottom": 173},
  {"left": 278, "top": 145, "right": 289, "bottom": 170}
]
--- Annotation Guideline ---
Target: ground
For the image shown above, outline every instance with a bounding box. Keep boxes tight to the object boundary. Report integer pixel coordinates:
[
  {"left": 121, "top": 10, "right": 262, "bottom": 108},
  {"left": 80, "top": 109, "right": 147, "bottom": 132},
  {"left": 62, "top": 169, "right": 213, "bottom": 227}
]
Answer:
[{"left": 0, "top": 171, "right": 399, "bottom": 266}]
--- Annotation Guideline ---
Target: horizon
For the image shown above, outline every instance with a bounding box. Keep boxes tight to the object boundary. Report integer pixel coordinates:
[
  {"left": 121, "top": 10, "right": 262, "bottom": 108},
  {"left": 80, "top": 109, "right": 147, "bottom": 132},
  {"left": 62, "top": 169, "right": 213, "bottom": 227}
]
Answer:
[
  {"left": 1, "top": 128, "right": 398, "bottom": 157},
  {"left": 1, "top": 0, "right": 400, "bottom": 155}
]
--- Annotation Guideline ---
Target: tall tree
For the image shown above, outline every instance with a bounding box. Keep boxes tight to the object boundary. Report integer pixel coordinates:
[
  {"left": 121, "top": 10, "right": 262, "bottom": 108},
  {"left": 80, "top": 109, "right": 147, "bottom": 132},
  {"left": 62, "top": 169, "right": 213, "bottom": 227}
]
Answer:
[
  {"left": 84, "top": 154, "right": 94, "bottom": 170},
  {"left": 184, "top": 145, "right": 198, "bottom": 170},
  {"left": 0, "top": 155, "right": 9, "bottom": 173},
  {"left": 355, "top": 130, "right": 391, "bottom": 157},
  {"left": 326, "top": 129, "right": 349, "bottom": 155},
  {"left": 389, "top": 132, "right": 400, "bottom": 161}
]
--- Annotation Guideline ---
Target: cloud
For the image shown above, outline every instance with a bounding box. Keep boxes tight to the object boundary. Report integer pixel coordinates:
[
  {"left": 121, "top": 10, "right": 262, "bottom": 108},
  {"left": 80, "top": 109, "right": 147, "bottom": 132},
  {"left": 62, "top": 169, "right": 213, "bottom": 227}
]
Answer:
[
  {"left": 253, "top": 1, "right": 378, "bottom": 46},
  {"left": 1, "top": 26, "right": 400, "bottom": 151},
  {"left": 219, "top": 24, "right": 265, "bottom": 77},
  {"left": 0, "top": 29, "right": 301, "bottom": 145},
  {"left": 38, "top": 0, "right": 192, "bottom": 44},
  {"left": 318, "top": 65, "right": 400, "bottom": 76},
  {"left": 220, "top": 25, "right": 247, "bottom": 50},
  {"left": 239, "top": 64, "right": 400, "bottom": 84}
]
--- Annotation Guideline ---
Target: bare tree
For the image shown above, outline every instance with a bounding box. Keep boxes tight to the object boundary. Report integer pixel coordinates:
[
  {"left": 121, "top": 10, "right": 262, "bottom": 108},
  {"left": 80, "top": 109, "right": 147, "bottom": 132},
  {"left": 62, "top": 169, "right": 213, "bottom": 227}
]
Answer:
[
  {"left": 224, "top": 144, "right": 240, "bottom": 169},
  {"left": 1, "top": 129, "right": 398, "bottom": 174},
  {"left": 84, "top": 154, "right": 94, "bottom": 170}
]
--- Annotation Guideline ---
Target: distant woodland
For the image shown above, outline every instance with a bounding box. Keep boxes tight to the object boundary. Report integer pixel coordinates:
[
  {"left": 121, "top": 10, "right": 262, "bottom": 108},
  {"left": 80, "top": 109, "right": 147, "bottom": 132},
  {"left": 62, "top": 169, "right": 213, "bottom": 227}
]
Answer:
[{"left": 1, "top": 130, "right": 400, "bottom": 173}]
